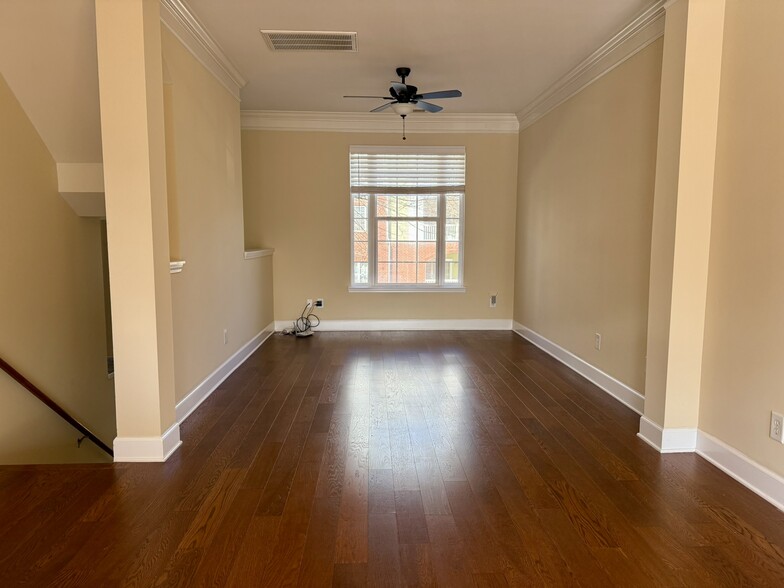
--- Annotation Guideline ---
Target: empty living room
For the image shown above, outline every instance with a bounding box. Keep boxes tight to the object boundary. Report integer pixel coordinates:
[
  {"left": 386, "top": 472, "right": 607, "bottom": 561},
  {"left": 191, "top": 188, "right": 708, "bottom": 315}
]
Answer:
[{"left": 1, "top": 0, "right": 783, "bottom": 585}]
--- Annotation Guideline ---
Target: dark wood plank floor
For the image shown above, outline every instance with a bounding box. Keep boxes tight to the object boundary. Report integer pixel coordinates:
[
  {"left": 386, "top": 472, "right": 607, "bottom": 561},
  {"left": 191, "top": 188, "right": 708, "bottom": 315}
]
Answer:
[{"left": 2, "top": 331, "right": 784, "bottom": 587}]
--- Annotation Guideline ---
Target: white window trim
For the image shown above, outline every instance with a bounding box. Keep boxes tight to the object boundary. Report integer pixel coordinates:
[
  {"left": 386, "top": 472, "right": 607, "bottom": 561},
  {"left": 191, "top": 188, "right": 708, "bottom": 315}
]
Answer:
[{"left": 349, "top": 146, "right": 466, "bottom": 292}]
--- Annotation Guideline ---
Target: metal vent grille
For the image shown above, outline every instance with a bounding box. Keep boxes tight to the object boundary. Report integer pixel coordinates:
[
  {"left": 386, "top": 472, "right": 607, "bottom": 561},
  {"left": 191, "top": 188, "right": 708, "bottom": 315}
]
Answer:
[{"left": 260, "top": 30, "right": 357, "bottom": 52}]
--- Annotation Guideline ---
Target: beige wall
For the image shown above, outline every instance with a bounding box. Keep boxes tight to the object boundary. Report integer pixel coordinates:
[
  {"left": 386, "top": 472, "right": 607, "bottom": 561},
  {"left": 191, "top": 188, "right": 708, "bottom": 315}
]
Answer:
[
  {"left": 161, "top": 28, "right": 273, "bottom": 403},
  {"left": 514, "top": 40, "right": 663, "bottom": 393},
  {"left": 0, "top": 73, "right": 114, "bottom": 463},
  {"left": 699, "top": 0, "right": 784, "bottom": 474},
  {"left": 242, "top": 131, "right": 518, "bottom": 322}
]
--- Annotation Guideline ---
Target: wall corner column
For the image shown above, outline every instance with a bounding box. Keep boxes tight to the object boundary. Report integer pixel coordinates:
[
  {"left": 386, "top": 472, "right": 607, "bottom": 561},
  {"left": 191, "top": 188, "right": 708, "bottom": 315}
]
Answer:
[
  {"left": 640, "top": 0, "right": 726, "bottom": 452},
  {"left": 95, "top": 0, "right": 179, "bottom": 461}
]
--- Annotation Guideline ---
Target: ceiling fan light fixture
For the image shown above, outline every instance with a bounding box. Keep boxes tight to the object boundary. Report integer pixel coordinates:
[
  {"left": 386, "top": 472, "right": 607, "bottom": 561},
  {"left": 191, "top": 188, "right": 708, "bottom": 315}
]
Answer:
[{"left": 391, "top": 102, "right": 415, "bottom": 116}]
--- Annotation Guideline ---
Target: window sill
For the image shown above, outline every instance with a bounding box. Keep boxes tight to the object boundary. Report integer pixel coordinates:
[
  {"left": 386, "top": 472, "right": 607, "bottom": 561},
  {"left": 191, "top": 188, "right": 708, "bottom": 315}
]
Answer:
[
  {"left": 170, "top": 260, "right": 186, "bottom": 274},
  {"left": 244, "top": 248, "right": 274, "bottom": 260},
  {"left": 349, "top": 287, "right": 465, "bottom": 293}
]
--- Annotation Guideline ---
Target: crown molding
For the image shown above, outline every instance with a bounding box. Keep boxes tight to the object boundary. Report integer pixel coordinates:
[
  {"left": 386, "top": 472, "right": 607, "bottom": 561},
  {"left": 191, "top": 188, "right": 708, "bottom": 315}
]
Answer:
[
  {"left": 240, "top": 111, "right": 519, "bottom": 134},
  {"left": 159, "top": 0, "right": 246, "bottom": 101},
  {"left": 516, "top": 0, "right": 666, "bottom": 131}
]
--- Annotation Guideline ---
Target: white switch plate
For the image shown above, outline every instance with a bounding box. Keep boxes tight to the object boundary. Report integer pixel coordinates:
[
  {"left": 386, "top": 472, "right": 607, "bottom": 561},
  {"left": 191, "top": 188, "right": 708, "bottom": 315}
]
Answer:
[{"left": 594, "top": 333, "right": 602, "bottom": 350}]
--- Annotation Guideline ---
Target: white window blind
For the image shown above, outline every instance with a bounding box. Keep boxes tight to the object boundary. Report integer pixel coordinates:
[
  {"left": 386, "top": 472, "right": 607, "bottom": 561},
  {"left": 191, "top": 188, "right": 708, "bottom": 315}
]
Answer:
[
  {"left": 350, "top": 146, "right": 466, "bottom": 290},
  {"left": 350, "top": 146, "right": 466, "bottom": 193}
]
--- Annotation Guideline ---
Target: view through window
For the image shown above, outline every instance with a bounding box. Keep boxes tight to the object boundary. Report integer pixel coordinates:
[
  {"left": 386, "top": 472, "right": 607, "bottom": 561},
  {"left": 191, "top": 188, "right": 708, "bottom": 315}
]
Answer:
[{"left": 350, "top": 146, "right": 466, "bottom": 290}]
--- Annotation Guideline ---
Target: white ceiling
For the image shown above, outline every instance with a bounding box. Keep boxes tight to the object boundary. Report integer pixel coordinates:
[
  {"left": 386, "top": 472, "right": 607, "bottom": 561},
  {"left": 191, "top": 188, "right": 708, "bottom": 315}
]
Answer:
[
  {"left": 187, "top": 0, "right": 658, "bottom": 113},
  {"left": 0, "top": 0, "right": 656, "bottom": 164},
  {"left": 0, "top": 0, "right": 102, "bottom": 163}
]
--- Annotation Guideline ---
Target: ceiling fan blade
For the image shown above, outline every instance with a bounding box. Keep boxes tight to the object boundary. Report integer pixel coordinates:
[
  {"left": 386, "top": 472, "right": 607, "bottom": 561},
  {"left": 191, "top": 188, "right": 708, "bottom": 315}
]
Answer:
[
  {"left": 390, "top": 82, "right": 407, "bottom": 95},
  {"left": 371, "top": 102, "right": 395, "bottom": 113},
  {"left": 344, "top": 95, "right": 394, "bottom": 99},
  {"left": 416, "top": 89, "right": 463, "bottom": 100},
  {"left": 415, "top": 100, "right": 443, "bottom": 113}
]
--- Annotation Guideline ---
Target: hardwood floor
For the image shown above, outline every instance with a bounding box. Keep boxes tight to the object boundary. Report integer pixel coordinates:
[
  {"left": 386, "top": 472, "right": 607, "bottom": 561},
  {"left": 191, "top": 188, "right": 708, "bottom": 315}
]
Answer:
[{"left": 2, "top": 331, "right": 784, "bottom": 586}]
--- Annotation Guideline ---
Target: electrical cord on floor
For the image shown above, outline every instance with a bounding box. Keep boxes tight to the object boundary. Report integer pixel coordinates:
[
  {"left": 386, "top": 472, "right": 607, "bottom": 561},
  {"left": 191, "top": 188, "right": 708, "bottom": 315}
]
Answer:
[{"left": 281, "top": 302, "right": 320, "bottom": 336}]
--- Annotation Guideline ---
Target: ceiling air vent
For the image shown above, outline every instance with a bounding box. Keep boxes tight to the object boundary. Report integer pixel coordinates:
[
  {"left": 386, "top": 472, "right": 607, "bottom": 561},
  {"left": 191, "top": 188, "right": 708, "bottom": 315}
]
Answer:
[{"left": 260, "top": 30, "right": 357, "bottom": 52}]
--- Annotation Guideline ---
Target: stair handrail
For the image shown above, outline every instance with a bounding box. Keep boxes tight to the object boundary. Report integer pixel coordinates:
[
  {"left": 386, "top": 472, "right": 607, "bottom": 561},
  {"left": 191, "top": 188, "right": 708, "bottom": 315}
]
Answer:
[{"left": 0, "top": 356, "right": 113, "bottom": 457}]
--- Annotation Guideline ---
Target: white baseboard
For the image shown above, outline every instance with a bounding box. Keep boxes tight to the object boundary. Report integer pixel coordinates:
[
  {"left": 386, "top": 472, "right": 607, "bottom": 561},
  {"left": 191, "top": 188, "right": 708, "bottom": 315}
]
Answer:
[
  {"left": 512, "top": 323, "right": 645, "bottom": 414},
  {"left": 114, "top": 423, "right": 181, "bottom": 462},
  {"left": 175, "top": 322, "right": 275, "bottom": 423},
  {"left": 697, "top": 431, "right": 784, "bottom": 512},
  {"left": 662, "top": 427, "right": 698, "bottom": 452},
  {"left": 115, "top": 322, "right": 275, "bottom": 463},
  {"left": 637, "top": 420, "right": 784, "bottom": 513},
  {"left": 637, "top": 416, "right": 697, "bottom": 453},
  {"left": 274, "top": 319, "right": 513, "bottom": 332},
  {"left": 637, "top": 415, "right": 664, "bottom": 450}
]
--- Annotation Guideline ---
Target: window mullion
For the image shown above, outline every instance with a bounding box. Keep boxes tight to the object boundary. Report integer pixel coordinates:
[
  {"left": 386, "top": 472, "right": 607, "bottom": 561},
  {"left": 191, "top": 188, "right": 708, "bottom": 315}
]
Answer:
[
  {"left": 437, "top": 193, "right": 446, "bottom": 286},
  {"left": 369, "top": 194, "right": 377, "bottom": 287},
  {"left": 458, "top": 191, "right": 465, "bottom": 285},
  {"left": 376, "top": 216, "right": 437, "bottom": 222}
]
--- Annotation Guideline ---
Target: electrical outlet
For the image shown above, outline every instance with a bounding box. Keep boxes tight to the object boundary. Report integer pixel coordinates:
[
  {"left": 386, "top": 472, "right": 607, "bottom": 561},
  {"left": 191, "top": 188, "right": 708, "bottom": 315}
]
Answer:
[
  {"left": 315, "top": 298, "right": 324, "bottom": 308},
  {"left": 594, "top": 333, "right": 602, "bottom": 350},
  {"left": 223, "top": 329, "right": 228, "bottom": 345},
  {"left": 489, "top": 293, "right": 497, "bottom": 308},
  {"left": 306, "top": 298, "right": 313, "bottom": 306},
  {"left": 770, "top": 412, "right": 783, "bottom": 443}
]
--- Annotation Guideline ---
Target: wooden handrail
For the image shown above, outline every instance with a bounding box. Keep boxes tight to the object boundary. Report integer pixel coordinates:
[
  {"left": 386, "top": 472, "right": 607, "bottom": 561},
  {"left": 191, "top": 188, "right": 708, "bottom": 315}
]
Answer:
[{"left": 0, "top": 356, "right": 113, "bottom": 457}]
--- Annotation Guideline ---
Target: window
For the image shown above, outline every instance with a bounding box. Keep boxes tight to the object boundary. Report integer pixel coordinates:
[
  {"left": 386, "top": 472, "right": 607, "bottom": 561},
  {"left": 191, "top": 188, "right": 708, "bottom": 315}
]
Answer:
[{"left": 350, "top": 146, "right": 465, "bottom": 290}]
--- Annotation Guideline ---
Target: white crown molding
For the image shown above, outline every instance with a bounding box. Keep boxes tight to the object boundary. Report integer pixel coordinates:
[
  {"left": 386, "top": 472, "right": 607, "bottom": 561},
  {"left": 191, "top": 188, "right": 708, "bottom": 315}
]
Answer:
[
  {"left": 662, "top": 0, "right": 684, "bottom": 9},
  {"left": 241, "top": 111, "right": 520, "bottom": 134},
  {"left": 175, "top": 322, "right": 275, "bottom": 423},
  {"left": 159, "top": 0, "right": 246, "bottom": 101},
  {"left": 513, "top": 323, "right": 645, "bottom": 414},
  {"left": 274, "top": 319, "right": 513, "bottom": 332},
  {"left": 516, "top": 0, "right": 667, "bottom": 131},
  {"left": 113, "top": 423, "right": 181, "bottom": 462}
]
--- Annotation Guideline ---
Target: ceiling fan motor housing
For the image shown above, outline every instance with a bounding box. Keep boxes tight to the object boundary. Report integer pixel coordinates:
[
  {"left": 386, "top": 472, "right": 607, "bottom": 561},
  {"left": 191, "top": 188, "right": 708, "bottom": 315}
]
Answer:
[
  {"left": 344, "top": 66, "right": 461, "bottom": 118},
  {"left": 396, "top": 66, "right": 411, "bottom": 81}
]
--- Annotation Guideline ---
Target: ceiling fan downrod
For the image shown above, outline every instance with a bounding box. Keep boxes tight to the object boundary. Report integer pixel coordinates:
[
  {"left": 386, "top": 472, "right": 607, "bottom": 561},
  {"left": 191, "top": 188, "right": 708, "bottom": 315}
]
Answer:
[{"left": 396, "top": 66, "right": 411, "bottom": 84}]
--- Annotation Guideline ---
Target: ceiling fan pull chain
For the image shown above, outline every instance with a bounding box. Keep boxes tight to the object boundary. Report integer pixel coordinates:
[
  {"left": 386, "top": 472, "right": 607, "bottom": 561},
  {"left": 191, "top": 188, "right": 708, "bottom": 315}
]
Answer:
[{"left": 402, "top": 115, "right": 407, "bottom": 140}]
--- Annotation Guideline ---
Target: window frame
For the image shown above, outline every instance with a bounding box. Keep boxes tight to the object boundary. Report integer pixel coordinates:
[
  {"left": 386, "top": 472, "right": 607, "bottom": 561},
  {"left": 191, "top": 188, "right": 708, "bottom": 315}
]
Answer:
[{"left": 349, "top": 146, "right": 466, "bottom": 292}]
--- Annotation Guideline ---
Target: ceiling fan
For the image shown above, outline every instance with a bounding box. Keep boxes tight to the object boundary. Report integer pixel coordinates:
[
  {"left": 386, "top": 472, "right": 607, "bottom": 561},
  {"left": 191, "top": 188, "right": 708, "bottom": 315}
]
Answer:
[{"left": 344, "top": 67, "right": 462, "bottom": 139}]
